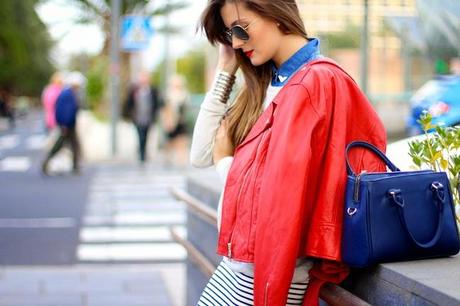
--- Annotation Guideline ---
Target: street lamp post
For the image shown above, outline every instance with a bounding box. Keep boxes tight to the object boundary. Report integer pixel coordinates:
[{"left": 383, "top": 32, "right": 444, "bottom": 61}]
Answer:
[
  {"left": 110, "top": 0, "right": 121, "bottom": 157},
  {"left": 360, "top": 0, "right": 369, "bottom": 97},
  {"left": 162, "top": 0, "right": 171, "bottom": 92}
]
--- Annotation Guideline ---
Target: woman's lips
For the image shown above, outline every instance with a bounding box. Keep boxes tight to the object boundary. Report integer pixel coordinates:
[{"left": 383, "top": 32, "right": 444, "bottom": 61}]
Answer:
[{"left": 244, "top": 50, "right": 254, "bottom": 58}]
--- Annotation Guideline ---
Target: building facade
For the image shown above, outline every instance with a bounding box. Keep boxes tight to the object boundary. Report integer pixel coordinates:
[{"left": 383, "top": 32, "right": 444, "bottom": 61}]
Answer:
[{"left": 298, "top": 0, "right": 421, "bottom": 96}]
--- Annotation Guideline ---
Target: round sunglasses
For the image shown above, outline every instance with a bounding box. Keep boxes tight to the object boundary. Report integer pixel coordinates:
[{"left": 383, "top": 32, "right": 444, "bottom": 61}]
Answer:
[{"left": 224, "top": 19, "right": 257, "bottom": 44}]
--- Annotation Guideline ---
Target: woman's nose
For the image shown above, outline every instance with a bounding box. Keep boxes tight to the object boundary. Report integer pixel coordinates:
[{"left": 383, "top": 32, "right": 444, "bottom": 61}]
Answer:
[{"left": 232, "top": 37, "right": 246, "bottom": 49}]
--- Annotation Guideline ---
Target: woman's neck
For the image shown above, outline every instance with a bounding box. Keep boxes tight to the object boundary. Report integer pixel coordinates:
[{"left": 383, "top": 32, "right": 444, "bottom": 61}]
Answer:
[{"left": 272, "top": 35, "right": 308, "bottom": 68}]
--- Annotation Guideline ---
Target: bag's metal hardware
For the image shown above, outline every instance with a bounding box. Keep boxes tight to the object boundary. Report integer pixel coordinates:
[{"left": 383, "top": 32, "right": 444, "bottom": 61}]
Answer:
[
  {"left": 353, "top": 174, "right": 361, "bottom": 202},
  {"left": 431, "top": 181, "right": 445, "bottom": 210},
  {"left": 347, "top": 207, "right": 358, "bottom": 216},
  {"left": 353, "top": 171, "right": 367, "bottom": 202},
  {"left": 388, "top": 188, "right": 404, "bottom": 208},
  {"left": 353, "top": 176, "right": 361, "bottom": 202},
  {"left": 431, "top": 181, "right": 444, "bottom": 191}
]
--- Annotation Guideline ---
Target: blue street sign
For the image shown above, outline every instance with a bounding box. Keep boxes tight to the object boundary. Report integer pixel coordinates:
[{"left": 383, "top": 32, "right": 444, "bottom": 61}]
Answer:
[{"left": 121, "top": 15, "right": 154, "bottom": 51}]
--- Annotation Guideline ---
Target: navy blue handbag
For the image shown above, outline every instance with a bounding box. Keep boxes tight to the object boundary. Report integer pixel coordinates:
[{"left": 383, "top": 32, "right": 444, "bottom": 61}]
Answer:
[{"left": 342, "top": 141, "right": 460, "bottom": 268}]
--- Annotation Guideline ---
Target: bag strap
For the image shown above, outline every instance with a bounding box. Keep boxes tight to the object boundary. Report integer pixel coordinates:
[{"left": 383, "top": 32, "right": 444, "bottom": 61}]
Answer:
[
  {"left": 388, "top": 182, "right": 445, "bottom": 248},
  {"left": 346, "top": 141, "right": 400, "bottom": 176}
]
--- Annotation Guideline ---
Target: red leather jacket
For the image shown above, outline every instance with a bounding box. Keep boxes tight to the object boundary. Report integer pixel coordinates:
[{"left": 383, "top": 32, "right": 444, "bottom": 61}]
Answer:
[{"left": 217, "top": 59, "right": 387, "bottom": 305}]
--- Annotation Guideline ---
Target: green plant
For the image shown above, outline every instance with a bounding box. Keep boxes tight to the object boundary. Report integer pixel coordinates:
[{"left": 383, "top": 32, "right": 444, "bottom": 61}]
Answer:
[{"left": 408, "top": 113, "right": 460, "bottom": 223}]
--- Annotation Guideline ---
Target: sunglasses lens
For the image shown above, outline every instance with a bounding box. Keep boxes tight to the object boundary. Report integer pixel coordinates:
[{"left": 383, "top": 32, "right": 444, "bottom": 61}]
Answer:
[
  {"left": 224, "top": 25, "right": 249, "bottom": 44},
  {"left": 232, "top": 26, "right": 249, "bottom": 40}
]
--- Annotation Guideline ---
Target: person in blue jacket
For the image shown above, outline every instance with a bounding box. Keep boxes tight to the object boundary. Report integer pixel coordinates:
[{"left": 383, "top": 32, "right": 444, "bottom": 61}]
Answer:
[{"left": 41, "top": 72, "right": 86, "bottom": 175}]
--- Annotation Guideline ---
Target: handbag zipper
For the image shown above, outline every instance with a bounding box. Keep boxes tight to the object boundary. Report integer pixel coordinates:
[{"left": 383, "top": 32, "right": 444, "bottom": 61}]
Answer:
[{"left": 354, "top": 171, "right": 367, "bottom": 202}]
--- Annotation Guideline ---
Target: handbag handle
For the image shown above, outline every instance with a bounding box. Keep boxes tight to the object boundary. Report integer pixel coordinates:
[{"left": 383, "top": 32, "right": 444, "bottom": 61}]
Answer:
[
  {"left": 346, "top": 141, "right": 400, "bottom": 176},
  {"left": 388, "top": 182, "right": 445, "bottom": 248}
]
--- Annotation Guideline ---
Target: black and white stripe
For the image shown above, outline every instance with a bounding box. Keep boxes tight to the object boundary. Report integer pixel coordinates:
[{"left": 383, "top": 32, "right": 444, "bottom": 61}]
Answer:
[{"left": 197, "top": 261, "right": 308, "bottom": 306}]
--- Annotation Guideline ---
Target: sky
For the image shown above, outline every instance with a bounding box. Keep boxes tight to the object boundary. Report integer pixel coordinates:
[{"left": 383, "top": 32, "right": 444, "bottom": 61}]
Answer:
[{"left": 35, "top": 0, "right": 207, "bottom": 70}]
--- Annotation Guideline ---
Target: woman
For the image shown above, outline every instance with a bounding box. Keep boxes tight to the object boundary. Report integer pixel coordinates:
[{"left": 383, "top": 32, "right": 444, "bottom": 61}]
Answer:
[
  {"left": 41, "top": 72, "right": 63, "bottom": 132},
  {"left": 191, "top": 1, "right": 387, "bottom": 305},
  {"left": 163, "top": 75, "right": 191, "bottom": 167}
]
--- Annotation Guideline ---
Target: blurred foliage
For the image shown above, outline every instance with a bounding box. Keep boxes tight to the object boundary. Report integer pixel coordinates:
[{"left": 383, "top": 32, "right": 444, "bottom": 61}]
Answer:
[
  {"left": 67, "top": 53, "right": 90, "bottom": 73},
  {"left": 408, "top": 112, "right": 460, "bottom": 222},
  {"left": 152, "top": 48, "right": 206, "bottom": 95},
  {"left": 151, "top": 61, "right": 165, "bottom": 89},
  {"left": 0, "top": 0, "right": 54, "bottom": 96},
  {"left": 319, "top": 23, "right": 361, "bottom": 51},
  {"left": 66, "top": 52, "right": 108, "bottom": 116},
  {"left": 177, "top": 50, "right": 206, "bottom": 94},
  {"left": 85, "top": 55, "right": 108, "bottom": 112}
]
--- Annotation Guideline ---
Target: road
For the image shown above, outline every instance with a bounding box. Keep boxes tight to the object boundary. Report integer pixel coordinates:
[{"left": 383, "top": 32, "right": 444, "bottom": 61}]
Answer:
[
  {"left": 1, "top": 110, "right": 189, "bottom": 265},
  {"left": 0, "top": 112, "right": 92, "bottom": 265},
  {"left": 0, "top": 111, "right": 187, "bottom": 305}
]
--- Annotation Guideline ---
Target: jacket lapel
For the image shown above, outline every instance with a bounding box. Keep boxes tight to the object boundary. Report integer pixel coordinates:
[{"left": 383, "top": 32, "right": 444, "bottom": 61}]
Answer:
[{"left": 237, "top": 102, "right": 276, "bottom": 149}]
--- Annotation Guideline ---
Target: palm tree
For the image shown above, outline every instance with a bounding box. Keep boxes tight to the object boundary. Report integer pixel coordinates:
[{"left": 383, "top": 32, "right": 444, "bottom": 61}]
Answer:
[
  {"left": 53, "top": 0, "right": 188, "bottom": 53},
  {"left": 42, "top": 0, "right": 188, "bottom": 91}
]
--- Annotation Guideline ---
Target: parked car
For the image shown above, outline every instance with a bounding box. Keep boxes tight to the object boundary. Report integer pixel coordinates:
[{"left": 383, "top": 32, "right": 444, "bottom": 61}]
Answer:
[{"left": 406, "top": 75, "right": 460, "bottom": 135}]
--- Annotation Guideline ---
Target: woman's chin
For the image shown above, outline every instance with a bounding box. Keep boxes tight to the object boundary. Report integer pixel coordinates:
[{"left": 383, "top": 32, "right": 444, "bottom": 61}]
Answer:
[{"left": 249, "top": 56, "right": 263, "bottom": 67}]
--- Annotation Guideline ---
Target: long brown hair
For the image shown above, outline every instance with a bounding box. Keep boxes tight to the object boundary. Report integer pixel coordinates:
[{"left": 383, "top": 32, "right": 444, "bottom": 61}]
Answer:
[{"left": 200, "top": 0, "right": 308, "bottom": 147}]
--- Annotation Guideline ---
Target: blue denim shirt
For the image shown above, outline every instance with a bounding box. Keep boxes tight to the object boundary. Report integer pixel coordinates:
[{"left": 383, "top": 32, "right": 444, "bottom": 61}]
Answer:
[{"left": 271, "top": 38, "right": 322, "bottom": 87}]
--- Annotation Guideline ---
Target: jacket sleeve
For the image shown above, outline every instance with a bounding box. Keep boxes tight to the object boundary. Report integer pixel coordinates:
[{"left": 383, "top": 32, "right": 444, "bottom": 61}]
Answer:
[
  {"left": 253, "top": 84, "right": 324, "bottom": 306},
  {"left": 303, "top": 260, "right": 349, "bottom": 306},
  {"left": 189, "top": 88, "right": 228, "bottom": 168}
]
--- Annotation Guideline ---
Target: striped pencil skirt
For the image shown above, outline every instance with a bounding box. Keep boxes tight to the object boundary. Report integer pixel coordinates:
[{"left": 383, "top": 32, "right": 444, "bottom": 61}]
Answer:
[{"left": 197, "top": 260, "right": 308, "bottom": 306}]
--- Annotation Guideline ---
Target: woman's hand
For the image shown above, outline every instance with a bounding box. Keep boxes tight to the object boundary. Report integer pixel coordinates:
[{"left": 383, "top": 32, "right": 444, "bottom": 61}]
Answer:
[
  {"left": 217, "top": 44, "right": 239, "bottom": 75},
  {"left": 213, "top": 118, "right": 234, "bottom": 163}
]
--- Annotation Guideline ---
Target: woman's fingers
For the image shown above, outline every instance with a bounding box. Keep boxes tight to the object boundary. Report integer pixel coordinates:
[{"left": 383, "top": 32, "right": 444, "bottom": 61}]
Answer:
[
  {"left": 217, "top": 44, "right": 239, "bottom": 74},
  {"left": 213, "top": 118, "right": 234, "bottom": 162}
]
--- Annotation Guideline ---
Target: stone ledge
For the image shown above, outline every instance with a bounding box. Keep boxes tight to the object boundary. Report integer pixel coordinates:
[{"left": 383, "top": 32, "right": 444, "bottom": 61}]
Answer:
[
  {"left": 344, "top": 256, "right": 460, "bottom": 306},
  {"left": 187, "top": 171, "right": 460, "bottom": 306}
]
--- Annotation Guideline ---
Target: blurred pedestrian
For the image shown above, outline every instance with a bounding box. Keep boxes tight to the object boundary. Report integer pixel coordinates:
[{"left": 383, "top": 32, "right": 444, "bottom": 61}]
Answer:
[
  {"left": 41, "top": 71, "right": 86, "bottom": 176},
  {"left": 41, "top": 72, "right": 64, "bottom": 132},
  {"left": 0, "top": 85, "right": 15, "bottom": 129},
  {"left": 163, "top": 74, "right": 190, "bottom": 167},
  {"left": 191, "top": 1, "right": 387, "bottom": 305},
  {"left": 123, "top": 71, "right": 163, "bottom": 163}
]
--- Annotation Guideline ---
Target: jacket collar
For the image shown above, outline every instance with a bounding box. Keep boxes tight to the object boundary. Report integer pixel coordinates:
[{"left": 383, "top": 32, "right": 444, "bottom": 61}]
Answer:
[{"left": 271, "top": 38, "right": 321, "bottom": 87}]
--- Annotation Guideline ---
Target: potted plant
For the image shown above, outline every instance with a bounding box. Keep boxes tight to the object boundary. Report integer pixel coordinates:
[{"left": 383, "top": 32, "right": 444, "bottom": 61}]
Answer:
[{"left": 408, "top": 112, "right": 460, "bottom": 224}]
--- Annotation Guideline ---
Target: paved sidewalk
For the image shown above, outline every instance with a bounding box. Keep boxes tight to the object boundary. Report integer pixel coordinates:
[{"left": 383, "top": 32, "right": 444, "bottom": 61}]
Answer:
[
  {"left": 0, "top": 111, "right": 192, "bottom": 306},
  {"left": 0, "top": 264, "right": 184, "bottom": 306},
  {"left": 0, "top": 162, "right": 188, "bottom": 306},
  {"left": 77, "top": 164, "right": 187, "bottom": 264}
]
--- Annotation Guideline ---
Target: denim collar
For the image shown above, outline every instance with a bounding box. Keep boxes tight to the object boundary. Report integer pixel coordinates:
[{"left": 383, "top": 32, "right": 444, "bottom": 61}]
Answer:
[{"left": 271, "top": 38, "right": 321, "bottom": 86}]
